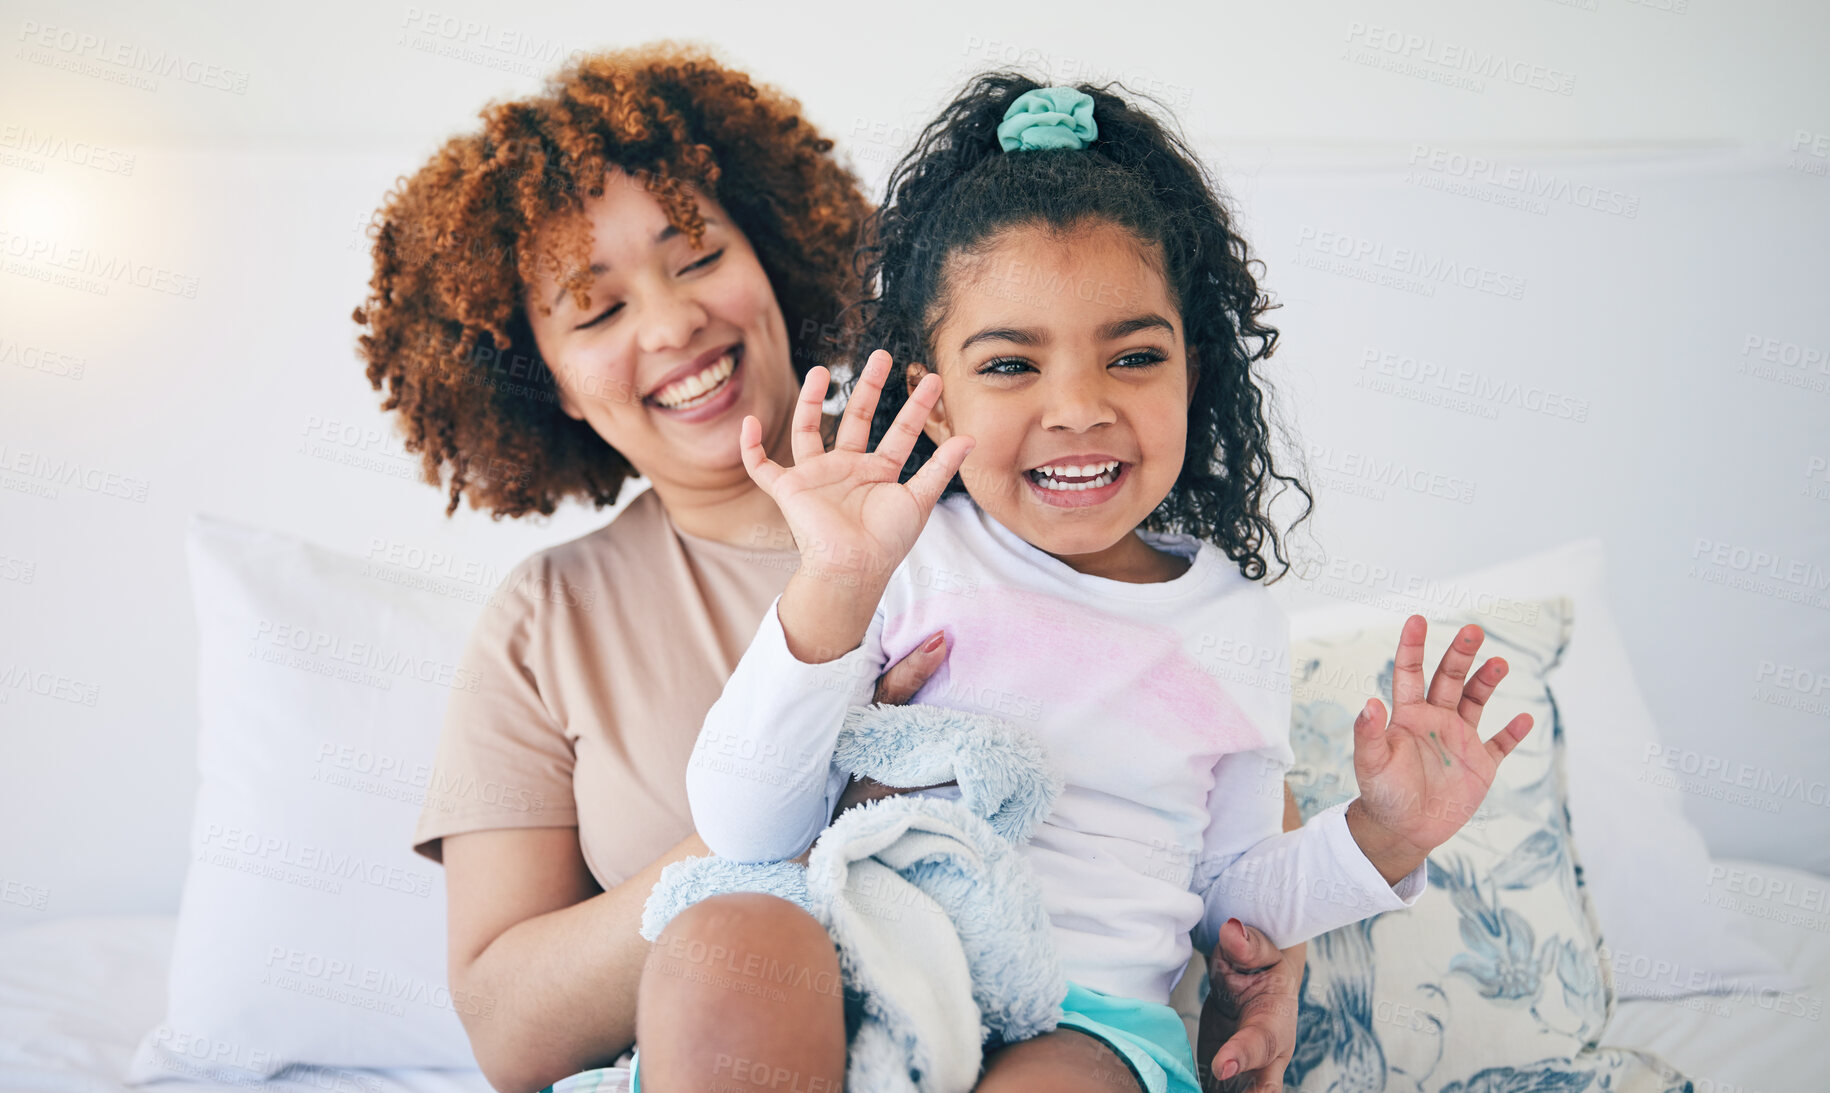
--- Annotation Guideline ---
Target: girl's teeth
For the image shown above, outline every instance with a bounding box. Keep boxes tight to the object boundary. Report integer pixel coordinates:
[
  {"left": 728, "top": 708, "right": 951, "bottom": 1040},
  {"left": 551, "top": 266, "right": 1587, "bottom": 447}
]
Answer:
[
  {"left": 655, "top": 352, "right": 736, "bottom": 408},
  {"left": 1037, "top": 461, "right": 1118, "bottom": 478},
  {"left": 1031, "top": 463, "right": 1121, "bottom": 491}
]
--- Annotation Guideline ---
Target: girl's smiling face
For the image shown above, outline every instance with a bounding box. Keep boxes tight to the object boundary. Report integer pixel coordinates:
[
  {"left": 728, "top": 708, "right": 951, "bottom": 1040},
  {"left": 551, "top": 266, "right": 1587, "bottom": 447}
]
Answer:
[{"left": 910, "top": 218, "right": 1194, "bottom": 578}]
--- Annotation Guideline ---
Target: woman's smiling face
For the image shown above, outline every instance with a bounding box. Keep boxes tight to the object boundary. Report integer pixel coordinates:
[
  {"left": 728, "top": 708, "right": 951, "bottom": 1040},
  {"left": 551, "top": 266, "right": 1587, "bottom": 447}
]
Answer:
[
  {"left": 522, "top": 167, "right": 798, "bottom": 490},
  {"left": 911, "top": 218, "right": 1193, "bottom": 571}
]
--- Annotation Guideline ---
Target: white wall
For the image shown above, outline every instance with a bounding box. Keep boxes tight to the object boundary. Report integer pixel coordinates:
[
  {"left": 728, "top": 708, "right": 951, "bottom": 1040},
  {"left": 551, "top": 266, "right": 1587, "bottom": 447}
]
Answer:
[{"left": 2, "top": 0, "right": 1826, "bottom": 924}]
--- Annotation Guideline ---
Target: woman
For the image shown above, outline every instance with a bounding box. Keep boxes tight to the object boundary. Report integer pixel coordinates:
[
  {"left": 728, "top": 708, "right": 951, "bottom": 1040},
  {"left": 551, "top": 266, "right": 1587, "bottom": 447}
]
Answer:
[{"left": 354, "top": 42, "right": 1305, "bottom": 1093}]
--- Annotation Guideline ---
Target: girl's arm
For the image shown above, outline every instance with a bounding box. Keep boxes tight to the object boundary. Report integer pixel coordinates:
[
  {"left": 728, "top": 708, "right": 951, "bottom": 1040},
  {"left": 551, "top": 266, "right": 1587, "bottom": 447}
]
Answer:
[
  {"left": 1194, "top": 741, "right": 1428, "bottom": 952},
  {"left": 1201, "top": 614, "right": 1537, "bottom": 944},
  {"left": 686, "top": 351, "right": 973, "bottom": 861},
  {"left": 1190, "top": 602, "right": 1538, "bottom": 949},
  {"left": 686, "top": 597, "right": 890, "bottom": 861},
  {"left": 1191, "top": 601, "right": 1426, "bottom": 951}
]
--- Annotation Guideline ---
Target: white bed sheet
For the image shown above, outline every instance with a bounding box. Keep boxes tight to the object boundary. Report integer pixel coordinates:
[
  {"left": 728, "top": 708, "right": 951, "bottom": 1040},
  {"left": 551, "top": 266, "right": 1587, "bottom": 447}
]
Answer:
[
  {"left": 1601, "top": 857, "right": 1829, "bottom": 1093},
  {"left": 0, "top": 915, "right": 505, "bottom": 1093},
  {"left": 3, "top": 857, "right": 1822, "bottom": 1093}
]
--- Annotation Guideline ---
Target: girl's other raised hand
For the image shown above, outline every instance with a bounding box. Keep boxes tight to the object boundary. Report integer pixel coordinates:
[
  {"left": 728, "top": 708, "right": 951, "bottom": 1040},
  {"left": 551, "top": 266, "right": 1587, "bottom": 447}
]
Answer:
[{"left": 1345, "top": 616, "right": 1535, "bottom": 882}]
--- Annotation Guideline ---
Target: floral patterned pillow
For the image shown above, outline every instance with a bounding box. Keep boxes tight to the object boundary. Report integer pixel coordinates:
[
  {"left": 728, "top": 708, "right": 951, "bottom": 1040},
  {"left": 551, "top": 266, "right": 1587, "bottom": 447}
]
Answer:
[{"left": 1280, "top": 597, "right": 1695, "bottom": 1093}]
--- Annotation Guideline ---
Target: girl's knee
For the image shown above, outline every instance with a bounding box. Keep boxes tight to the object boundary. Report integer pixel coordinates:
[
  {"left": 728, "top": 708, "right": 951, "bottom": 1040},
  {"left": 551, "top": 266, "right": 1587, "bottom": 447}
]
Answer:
[
  {"left": 662, "top": 892, "right": 831, "bottom": 950},
  {"left": 636, "top": 894, "right": 849, "bottom": 1088},
  {"left": 640, "top": 893, "right": 843, "bottom": 1017}
]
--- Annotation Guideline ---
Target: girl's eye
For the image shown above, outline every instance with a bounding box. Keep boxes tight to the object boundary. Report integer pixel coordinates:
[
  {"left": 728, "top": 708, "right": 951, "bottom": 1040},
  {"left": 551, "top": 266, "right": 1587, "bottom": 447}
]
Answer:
[
  {"left": 681, "top": 248, "right": 725, "bottom": 274},
  {"left": 1114, "top": 349, "right": 1168, "bottom": 369},
  {"left": 977, "top": 350, "right": 1168, "bottom": 375},
  {"left": 575, "top": 302, "right": 623, "bottom": 331}
]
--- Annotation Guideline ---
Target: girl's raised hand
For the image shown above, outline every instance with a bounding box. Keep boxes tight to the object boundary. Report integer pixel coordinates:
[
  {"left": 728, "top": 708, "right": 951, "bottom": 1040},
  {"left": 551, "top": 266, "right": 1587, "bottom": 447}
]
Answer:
[
  {"left": 741, "top": 349, "right": 974, "bottom": 590},
  {"left": 1348, "top": 616, "right": 1535, "bottom": 867}
]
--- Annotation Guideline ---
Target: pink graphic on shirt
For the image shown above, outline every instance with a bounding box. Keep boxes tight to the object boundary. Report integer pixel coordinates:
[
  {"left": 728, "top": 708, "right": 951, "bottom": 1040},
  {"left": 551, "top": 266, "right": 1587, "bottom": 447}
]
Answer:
[{"left": 881, "top": 584, "right": 1269, "bottom": 791}]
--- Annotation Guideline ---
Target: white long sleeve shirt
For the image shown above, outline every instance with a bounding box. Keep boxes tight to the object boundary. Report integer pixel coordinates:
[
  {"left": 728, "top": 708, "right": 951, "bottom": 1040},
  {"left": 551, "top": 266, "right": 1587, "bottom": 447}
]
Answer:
[{"left": 686, "top": 493, "right": 1426, "bottom": 1005}]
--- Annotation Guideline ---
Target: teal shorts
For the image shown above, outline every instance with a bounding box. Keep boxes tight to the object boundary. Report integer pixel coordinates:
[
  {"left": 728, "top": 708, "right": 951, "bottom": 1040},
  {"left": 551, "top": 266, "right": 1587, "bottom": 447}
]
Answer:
[
  {"left": 576, "top": 980, "right": 1198, "bottom": 1093},
  {"left": 1049, "top": 979, "right": 1203, "bottom": 1093},
  {"left": 542, "top": 1066, "right": 627, "bottom": 1093}
]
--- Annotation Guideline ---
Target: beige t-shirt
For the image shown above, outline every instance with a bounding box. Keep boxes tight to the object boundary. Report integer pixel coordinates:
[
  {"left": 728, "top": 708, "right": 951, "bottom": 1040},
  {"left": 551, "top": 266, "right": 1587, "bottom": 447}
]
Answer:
[{"left": 411, "top": 486, "right": 799, "bottom": 890}]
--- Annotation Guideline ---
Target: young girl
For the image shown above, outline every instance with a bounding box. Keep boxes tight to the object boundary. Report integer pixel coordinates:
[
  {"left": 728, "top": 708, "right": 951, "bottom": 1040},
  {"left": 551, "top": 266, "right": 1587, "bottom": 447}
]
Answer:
[{"left": 683, "top": 77, "right": 1534, "bottom": 1093}]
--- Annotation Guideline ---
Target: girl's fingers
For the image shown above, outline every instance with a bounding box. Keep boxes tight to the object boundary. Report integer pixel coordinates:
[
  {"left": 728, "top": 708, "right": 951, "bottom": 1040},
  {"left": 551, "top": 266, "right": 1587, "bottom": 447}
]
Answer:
[
  {"left": 873, "top": 369, "right": 941, "bottom": 471},
  {"left": 1457, "top": 657, "right": 1507, "bottom": 730},
  {"left": 905, "top": 434, "right": 974, "bottom": 512},
  {"left": 1391, "top": 615, "right": 1429, "bottom": 707},
  {"left": 1484, "top": 712, "right": 1534, "bottom": 765},
  {"left": 789, "top": 366, "right": 833, "bottom": 466},
  {"left": 834, "top": 350, "right": 890, "bottom": 453},
  {"left": 738, "top": 414, "right": 785, "bottom": 493},
  {"left": 1426, "top": 624, "right": 1485, "bottom": 711}
]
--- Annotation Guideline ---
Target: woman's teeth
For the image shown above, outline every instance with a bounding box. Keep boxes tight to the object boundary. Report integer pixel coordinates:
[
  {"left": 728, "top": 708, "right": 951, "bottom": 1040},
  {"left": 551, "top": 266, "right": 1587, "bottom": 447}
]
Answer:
[
  {"left": 1029, "top": 461, "right": 1121, "bottom": 491},
  {"left": 652, "top": 350, "right": 737, "bottom": 409}
]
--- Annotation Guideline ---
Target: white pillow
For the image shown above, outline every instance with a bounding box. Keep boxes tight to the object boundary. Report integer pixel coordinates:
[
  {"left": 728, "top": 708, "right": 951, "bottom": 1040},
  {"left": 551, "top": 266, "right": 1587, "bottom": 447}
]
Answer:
[
  {"left": 127, "top": 515, "right": 484, "bottom": 1083},
  {"left": 1278, "top": 537, "right": 1800, "bottom": 999}
]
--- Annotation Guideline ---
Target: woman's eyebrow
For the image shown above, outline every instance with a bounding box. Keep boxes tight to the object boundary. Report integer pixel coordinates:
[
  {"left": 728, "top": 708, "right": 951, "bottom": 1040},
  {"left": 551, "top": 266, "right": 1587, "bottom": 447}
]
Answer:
[
  {"left": 548, "top": 217, "right": 725, "bottom": 308},
  {"left": 652, "top": 215, "right": 720, "bottom": 247},
  {"left": 957, "top": 313, "right": 1175, "bottom": 352},
  {"left": 553, "top": 269, "right": 607, "bottom": 309}
]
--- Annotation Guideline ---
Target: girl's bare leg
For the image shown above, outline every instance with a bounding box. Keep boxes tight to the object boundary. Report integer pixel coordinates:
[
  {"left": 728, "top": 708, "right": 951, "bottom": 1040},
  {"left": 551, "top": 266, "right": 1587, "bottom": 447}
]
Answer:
[
  {"left": 974, "top": 1028, "right": 1145, "bottom": 1092},
  {"left": 636, "top": 892, "right": 848, "bottom": 1090}
]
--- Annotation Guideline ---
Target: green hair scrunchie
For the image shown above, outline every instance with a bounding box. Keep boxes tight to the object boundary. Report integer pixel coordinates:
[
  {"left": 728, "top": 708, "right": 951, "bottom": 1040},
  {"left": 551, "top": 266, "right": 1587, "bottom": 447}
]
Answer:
[{"left": 996, "top": 86, "right": 1097, "bottom": 152}]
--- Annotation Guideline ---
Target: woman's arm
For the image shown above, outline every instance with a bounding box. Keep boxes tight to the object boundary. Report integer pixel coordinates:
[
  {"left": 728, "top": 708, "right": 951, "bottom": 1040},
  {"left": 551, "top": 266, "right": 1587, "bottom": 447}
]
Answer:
[
  {"left": 441, "top": 637, "right": 956, "bottom": 1093},
  {"left": 441, "top": 825, "right": 707, "bottom": 1093}
]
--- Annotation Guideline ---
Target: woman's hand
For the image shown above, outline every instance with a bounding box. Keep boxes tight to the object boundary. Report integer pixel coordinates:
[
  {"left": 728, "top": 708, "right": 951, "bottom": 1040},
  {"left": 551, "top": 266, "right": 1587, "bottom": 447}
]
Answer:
[
  {"left": 1346, "top": 615, "right": 1535, "bottom": 882},
  {"left": 742, "top": 351, "right": 974, "bottom": 663},
  {"left": 829, "top": 628, "right": 959, "bottom": 826},
  {"left": 1199, "top": 919, "right": 1301, "bottom": 1093}
]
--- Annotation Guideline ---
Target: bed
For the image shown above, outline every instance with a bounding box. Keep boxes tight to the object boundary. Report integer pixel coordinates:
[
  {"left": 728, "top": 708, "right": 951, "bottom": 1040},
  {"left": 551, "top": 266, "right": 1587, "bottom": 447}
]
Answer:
[
  {"left": 3, "top": 853, "right": 1823, "bottom": 1093},
  {"left": 8, "top": 527, "right": 1817, "bottom": 1093}
]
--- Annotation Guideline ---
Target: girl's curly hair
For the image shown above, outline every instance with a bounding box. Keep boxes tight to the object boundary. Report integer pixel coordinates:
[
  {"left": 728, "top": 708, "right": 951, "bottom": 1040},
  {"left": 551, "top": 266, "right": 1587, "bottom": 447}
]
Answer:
[
  {"left": 353, "top": 42, "right": 870, "bottom": 517},
  {"left": 849, "top": 72, "right": 1312, "bottom": 581}
]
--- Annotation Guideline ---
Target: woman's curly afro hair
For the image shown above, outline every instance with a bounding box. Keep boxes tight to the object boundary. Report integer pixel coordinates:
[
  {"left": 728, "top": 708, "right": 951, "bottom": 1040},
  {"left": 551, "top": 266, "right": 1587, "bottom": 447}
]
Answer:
[
  {"left": 353, "top": 41, "right": 870, "bottom": 517},
  {"left": 849, "top": 72, "right": 1312, "bottom": 581}
]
